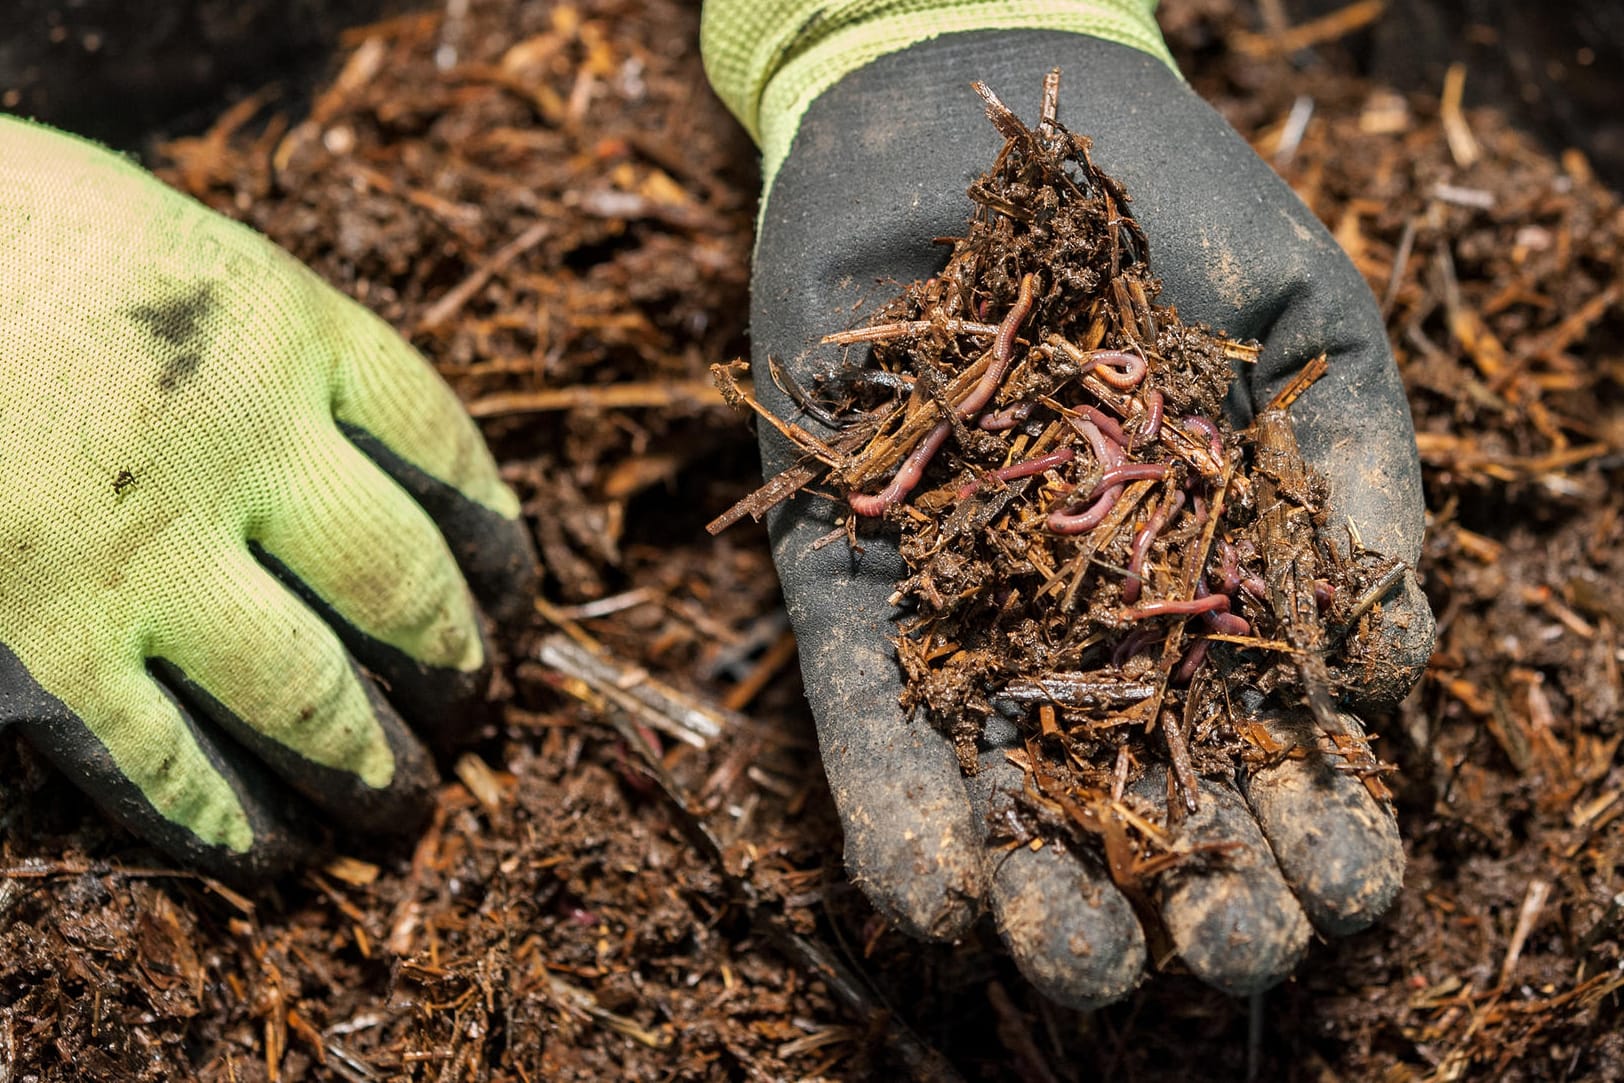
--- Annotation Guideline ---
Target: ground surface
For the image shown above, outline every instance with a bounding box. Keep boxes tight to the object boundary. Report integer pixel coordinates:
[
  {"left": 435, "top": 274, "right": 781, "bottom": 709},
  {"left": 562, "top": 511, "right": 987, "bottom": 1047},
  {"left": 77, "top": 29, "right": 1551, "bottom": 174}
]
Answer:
[{"left": 1, "top": 1, "right": 1621, "bottom": 1080}]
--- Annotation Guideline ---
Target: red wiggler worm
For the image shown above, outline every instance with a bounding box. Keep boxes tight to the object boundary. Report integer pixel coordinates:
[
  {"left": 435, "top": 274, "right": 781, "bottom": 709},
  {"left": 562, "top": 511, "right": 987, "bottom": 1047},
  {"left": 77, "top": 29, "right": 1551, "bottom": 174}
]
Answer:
[
  {"left": 1181, "top": 414, "right": 1224, "bottom": 464},
  {"left": 956, "top": 446, "right": 1075, "bottom": 499},
  {"left": 978, "top": 402, "right": 1033, "bottom": 430},
  {"left": 960, "top": 274, "right": 1038, "bottom": 419},
  {"left": 1087, "top": 350, "right": 1148, "bottom": 389},
  {"left": 1079, "top": 405, "right": 1128, "bottom": 447},
  {"left": 1138, "top": 389, "right": 1164, "bottom": 442},
  {"left": 1119, "top": 594, "right": 1231, "bottom": 620},
  {"left": 849, "top": 419, "right": 952, "bottom": 517},
  {"left": 1123, "top": 489, "right": 1184, "bottom": 604},
  {"left": 1048, "top": 419, "right": 1128, "bottom": 533},
  {"left": 1090, "top": 462, "right": 1170, "bottom": 498}
]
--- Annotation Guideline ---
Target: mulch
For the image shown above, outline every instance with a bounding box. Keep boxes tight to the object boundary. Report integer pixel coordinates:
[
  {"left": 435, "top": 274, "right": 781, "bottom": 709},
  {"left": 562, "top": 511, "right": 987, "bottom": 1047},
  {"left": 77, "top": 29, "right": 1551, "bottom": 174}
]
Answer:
[{"left": 1, "top": 1, "right": 1619, "bottom": 1079}]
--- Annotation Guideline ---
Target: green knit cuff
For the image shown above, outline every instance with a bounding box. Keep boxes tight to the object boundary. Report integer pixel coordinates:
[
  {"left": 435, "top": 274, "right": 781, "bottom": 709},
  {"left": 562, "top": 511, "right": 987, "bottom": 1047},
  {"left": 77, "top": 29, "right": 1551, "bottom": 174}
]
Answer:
[{"left": 700, "top": 0, "right": 1173, "bottom": 197}]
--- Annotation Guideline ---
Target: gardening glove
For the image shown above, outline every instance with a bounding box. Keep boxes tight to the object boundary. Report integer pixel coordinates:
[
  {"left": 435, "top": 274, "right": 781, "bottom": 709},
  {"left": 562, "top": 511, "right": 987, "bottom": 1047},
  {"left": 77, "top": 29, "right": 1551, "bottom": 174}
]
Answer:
[
  {"left": 0, "top": 117, "right": 538, "bottom": 880},
  {"left": 703, "top": 3, "right": 1434, "bottom": 1005}
]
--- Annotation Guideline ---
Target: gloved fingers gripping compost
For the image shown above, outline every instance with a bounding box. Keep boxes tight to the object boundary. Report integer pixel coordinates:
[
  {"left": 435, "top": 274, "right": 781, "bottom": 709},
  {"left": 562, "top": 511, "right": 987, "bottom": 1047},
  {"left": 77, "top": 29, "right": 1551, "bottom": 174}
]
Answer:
[
  {"left": 0, "top": 644, "right": 303, "bottom": 879},
  {"left": 1238, "top": 708, "right": 1403, "bottom": 937},
  {"left": 147, "top": 546, "right": 438, "bottom": 831},
  {"left": 771, "top": 518, "right": 987, "bottom": 941},
  {"left": 969, "top": 717, "right": 1146, "bottom": 1008},
  {"left": 1128, "top": 766, "right": 1312, "bottom": 996},
  {"left": 326, "top": 292, "right": 538, "bottom": 628},
  {"left": 748, "top": 30, "right": 1429, "bottom": 993}
]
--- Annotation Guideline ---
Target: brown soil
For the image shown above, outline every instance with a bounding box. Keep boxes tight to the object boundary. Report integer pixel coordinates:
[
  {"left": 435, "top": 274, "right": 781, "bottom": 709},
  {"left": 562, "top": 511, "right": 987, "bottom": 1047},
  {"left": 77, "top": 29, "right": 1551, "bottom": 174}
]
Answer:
[{"left": 1, "top": 1, "right": 1620, "bottom": 1080}]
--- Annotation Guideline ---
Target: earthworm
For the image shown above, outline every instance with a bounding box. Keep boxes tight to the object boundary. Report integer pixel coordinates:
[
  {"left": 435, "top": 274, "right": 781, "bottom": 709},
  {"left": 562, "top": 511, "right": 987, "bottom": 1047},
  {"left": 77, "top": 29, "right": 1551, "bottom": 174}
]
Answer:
[
  {"left": 1314, "top": 579, "right": 1336, "bottom": 612},
  {"left": 1194, "top": 578, "right": 1250, "bottom": 636},
  {"left": 1112, "top": 627, "right": 1162, "bottom": 667},
  {"left": 1181, "top": 414, "right": 1224, "bottom": 464},
  {"left": 959, "top": 274, "right": 1038, "bottom": 420},
  {"left": 956, "top": 446, "right": 1075, "bottom": 499},
  {"left": 994, "top": 446, "right": 1075, "bottom": 482},
  {"left": 1240, "top": 574, "right": 1269, "bottom": 601},
  {"left": 1047, "top": 419, "right": 1126, "bottom": 533},
  {"left": 1047, "top": 489, "right": 1122, "bottom": 534},
  {"left": 1090, "top": 462, "right": 1170, "bottom": 499},
  {"left": 1087, "top": 350, "right": 1148, "bottom": 390},
  {"left": 1206, "top": 610, "right": 1251, "bottom": 636},
  {"left": 1123, "top": 490, "right": 1184, "bottom": 605},
  {"left": 978, "top": 402, "right": 1033, "bottom": 431},
  {"left": 1065, "top": 416, "right": 1126, "bottom": 468},
  {"left": 994, "top": 274, "right": 1038, "bottom": 364},
  {"left": 1120, "top": 594, "right": 1231, "bottom": 621},
  {"left": 1173, "top": 639, "right": 1210, "bottom": 685},
  {"left": 846, "top": 275, "right": 1036, "bottom": 516},
  {"left": 849, "top": 419, "right": 952, "bottom": 517},
  {"left": 1215, "top": 540, "right": 1241, "bottom": 596},
  {"left": 1079, "top": 406, "right": 1129, "bottom": 447},
  {"left": 1138, "top": 389, "right": 1164, "bottom": 442}
]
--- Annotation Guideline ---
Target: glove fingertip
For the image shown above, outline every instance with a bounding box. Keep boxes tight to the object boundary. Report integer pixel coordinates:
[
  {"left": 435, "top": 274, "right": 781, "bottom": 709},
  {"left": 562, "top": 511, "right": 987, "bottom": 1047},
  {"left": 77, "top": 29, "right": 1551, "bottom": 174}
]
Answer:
[
  {"left": 844, "top": 787, "right": 986, "bottom": 941},
  {"left": 991, "top": 844, "right": 1147, "bottom": 1010},
  {"left": 1334, "top": 571, "right": 1435, "bottom": 714},
  {"left": 339, "top": 421, "right": 539, "bottom": 630}
]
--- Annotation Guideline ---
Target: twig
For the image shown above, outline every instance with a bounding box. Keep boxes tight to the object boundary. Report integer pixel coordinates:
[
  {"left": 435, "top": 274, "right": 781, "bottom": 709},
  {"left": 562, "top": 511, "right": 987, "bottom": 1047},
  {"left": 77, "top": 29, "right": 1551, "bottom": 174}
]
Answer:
[
  {"left": 1440, "top": 62, "right": 1481, "bottom": 168},
  {"left": 1231, "top": 0, "right": 1386, "bottom": 60},
  {"left": 417, "top": 220, "right": 550, "bottom": 332},
  {"left": 0, "top": 860, "right": 254, "bottom": 913},
  {"left": 1254, "top": 410, "right": 1344, "bottom": 738},
  {"left": 821, "top": 319, "right": 1000, "bottom": 346},
  {"left": 536, "top": 633, "right": 724, "bottom": 747},
  {"left": 711, "top": 362, "right": 843, "bottom": 465},
  {"left": 1161, "top": 706, "right": 1199, "bottom": 815},
  {"left": 546, "top": 972, "right": 673, "bottom": 1049},
  {"left": 1380, "top": 216, "right": 1417, "bottom": 317},
  {"left": 1261, "top": 354, "right": 1328, "bottom": 413},
  {"left": 466, "top": 379, "right": 723, "bottom": 418},
  {"left": 1497, "top": 879, "right": 1552, "bottom": 990}
]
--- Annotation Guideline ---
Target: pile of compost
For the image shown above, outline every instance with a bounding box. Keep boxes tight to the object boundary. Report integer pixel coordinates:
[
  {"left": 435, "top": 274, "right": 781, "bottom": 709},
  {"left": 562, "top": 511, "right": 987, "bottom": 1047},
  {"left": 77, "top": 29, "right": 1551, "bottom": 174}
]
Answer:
[
  {"left": 719, "top": 73, "right": 1401, "bottom": 836},
  {"left": 0, "top": 1, "right": 1619, "bottom": 1080}
]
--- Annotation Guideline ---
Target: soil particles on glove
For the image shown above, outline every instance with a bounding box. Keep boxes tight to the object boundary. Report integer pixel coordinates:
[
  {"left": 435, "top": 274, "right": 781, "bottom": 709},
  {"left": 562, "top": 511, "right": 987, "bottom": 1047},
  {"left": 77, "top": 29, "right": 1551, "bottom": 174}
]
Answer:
[
  {"left": 0, "top": 1, "right": 1621, "bottom": 1081},
  {"left": 716, "top": 72, "right": 1404, "bottom": 859}
]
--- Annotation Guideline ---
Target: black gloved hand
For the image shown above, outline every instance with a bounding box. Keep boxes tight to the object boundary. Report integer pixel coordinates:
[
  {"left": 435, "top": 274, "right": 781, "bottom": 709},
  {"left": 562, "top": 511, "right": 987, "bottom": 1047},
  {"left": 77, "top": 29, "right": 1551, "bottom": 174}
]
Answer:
[{"left": 745, "top": 32, "right": 1432, "bottom": 1004}]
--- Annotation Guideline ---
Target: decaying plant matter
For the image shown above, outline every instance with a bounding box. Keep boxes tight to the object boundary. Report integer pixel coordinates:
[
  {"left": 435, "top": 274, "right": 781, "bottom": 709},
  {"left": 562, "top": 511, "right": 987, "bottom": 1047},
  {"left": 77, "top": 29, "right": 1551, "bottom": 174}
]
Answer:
[{"left": 715, "top": 72, "right": 1407, "bottom": 828}]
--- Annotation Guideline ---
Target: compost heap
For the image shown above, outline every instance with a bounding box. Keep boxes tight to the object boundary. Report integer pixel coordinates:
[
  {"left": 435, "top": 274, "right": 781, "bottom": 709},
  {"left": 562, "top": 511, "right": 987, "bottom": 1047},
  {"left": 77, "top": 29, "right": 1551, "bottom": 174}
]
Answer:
[{"left": 730, "top": 76, "right": 1403, "bottom": 821}]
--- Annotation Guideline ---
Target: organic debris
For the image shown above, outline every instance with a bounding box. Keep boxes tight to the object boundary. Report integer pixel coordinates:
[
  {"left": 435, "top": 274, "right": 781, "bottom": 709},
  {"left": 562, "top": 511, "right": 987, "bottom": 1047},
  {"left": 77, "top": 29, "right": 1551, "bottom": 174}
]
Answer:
[
  {"left": 0, "top": 1, "right": 1621, "bottom": 1081},
  {"left": 716, "top": 74, "right": 1402, "bottom": 846}
]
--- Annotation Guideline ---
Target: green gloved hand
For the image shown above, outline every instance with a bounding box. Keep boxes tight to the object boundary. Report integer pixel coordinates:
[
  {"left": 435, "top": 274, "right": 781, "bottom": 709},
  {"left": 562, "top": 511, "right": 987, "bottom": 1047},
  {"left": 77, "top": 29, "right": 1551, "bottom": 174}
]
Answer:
[
  {"left": 704, "top": 1, "right": 1431, "bottom": 1005},
  {"left": 0, "top": 117, "right": 538, "bottom": 878}
]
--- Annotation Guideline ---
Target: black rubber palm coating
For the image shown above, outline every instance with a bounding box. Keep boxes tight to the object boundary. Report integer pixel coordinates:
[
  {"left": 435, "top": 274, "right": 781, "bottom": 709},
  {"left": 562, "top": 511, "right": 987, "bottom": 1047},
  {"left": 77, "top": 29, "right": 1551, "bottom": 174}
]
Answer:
[{"left": 751, "top": 30, "right": 1428, "bottom": 1004}]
